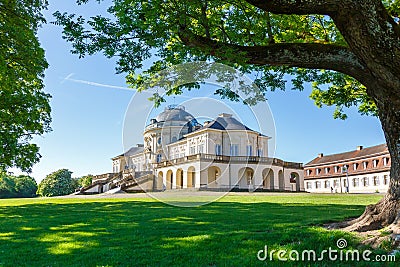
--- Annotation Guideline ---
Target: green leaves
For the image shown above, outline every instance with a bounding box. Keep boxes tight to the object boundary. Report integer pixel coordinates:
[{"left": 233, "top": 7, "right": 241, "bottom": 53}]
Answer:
[
  {"left": 54, "top": 0, "right": 386, "bottom": 119},
  {"left": 0, "top": 170, "right": 37, "bottom": 198},
  {"left": 310, "top": 72, "right": 377, "bottom": 120},
  {"left": 37, "top": 169, "right": 76, "bottom": 197},
  {"left": 0, "top": 0, "right": 51, "bottom": 172}
]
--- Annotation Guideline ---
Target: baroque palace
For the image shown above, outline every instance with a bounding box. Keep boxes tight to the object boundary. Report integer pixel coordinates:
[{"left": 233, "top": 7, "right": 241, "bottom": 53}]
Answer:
[{"left": 82, "top": 105, "right": 304, "bottom": 193}]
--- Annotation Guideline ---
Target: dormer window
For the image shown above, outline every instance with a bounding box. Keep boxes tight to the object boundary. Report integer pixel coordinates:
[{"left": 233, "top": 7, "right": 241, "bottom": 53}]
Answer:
[
  {"left": 383, "top": 157, "right": 390, "bottom": 166},
  {"left": 363, "top": 161, "right": 368, "bottom": 169},
  {"left": 373, "top": 159, "right": 379, "bottom": 168},
  {"left": 353, "top": 163, "right": 359, "bottom": 171}
]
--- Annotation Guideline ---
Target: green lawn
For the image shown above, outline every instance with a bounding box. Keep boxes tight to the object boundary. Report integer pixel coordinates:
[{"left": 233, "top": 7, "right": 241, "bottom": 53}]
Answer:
[{"left": 0, "top": 193, "right": 397, "bottom": 266}]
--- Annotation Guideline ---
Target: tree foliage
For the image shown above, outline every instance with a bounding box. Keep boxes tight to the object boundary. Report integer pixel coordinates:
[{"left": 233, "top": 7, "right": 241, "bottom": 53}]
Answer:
[
  {"left": 0, "top": 170, "right": 37, "bottom": 198},
  {"left": 37, "top": 169, "right": 77, "bottom": 197},
  {"left": 75, "top": 174, "right": 93, "bottom": 188},
  {"left": 53, "top": 0, "right": 399, "bottom": 118},
  {"left": 0, "top": 0, "right": 52, "bottom": 172}
]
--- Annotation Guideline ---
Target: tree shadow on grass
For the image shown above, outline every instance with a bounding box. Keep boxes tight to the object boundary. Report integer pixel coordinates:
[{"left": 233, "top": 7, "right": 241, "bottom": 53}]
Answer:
[{"left": 0, "top": 200, "right": 396, "bottom": 266}]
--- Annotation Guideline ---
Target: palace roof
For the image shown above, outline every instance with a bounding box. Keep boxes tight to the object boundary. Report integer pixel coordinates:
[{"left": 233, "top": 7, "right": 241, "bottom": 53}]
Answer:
[
  {"left": 201, "top": 113, "right": 254, "bottom": 131},
  {"left": 155, "top": 105, "right": 196, "bottom": 123},
  {"left": 113, "top": 145, "right": 144, "bottom": 159},
  {"left": 305, "top": 144, "right": 388, "bottom": 166}
]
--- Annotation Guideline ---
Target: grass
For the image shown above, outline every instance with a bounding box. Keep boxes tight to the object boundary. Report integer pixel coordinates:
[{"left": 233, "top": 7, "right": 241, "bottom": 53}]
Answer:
[{"left": 0, "top": 193, "right": 397, "bottom": 266}]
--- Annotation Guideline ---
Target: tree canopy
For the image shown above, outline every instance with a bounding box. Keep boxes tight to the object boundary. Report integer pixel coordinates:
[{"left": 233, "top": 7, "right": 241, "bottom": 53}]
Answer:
[
  {"left": 37, "top": 169, "right": 77, "bottom": 197},
  {"left": 55, "top": 0, "right": 399, "bottom": 119},
  {"left": 0, "top": 170, "right": 37, "bottom": 198},
  {"left": 0, "top": 0, "right": 51, "bottom": 172},
  {"left": 75, "top": 174, "right": 93, "bottom": 188}
]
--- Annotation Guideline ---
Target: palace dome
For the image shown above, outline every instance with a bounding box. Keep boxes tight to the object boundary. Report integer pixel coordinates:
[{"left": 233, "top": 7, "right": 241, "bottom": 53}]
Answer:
[{"left": 155, "top": 105, "right": 196, "bottom": 124}]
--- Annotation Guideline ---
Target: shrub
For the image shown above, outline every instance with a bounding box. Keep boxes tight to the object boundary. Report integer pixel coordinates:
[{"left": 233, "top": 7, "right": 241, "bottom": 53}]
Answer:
[{"left": 37, "top": 169, "right": 76, "bottom": 197}]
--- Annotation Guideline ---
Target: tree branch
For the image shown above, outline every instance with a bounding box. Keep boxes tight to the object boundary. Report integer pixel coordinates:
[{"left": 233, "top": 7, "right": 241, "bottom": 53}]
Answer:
[
  {"left": 244, "top": 0, "right": 341, "bottom": 15},
  {"left": 178, "top": 26, "right": 370, "bottom": 83}
]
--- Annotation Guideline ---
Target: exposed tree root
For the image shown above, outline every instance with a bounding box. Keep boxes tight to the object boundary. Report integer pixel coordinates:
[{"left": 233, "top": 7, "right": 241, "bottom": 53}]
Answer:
[
  {"left": 327, "top": 195, "right": 400, "bottom": 249},
  {"left": 328, "top": 196, "right": 399, "bottom": 231}
]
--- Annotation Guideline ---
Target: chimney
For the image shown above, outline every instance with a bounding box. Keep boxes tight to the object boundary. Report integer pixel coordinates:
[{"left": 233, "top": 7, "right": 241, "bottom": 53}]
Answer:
[
  {"left": 137, "top": 144, "right": 144, "bottom": 147},
  {"left": 219, "top": 113, "right": 232, "bottom": 118},
  {"left": 318, "top": 153, "right": 324, "bottom": 158},
  {"left": 357, "top": 146, "right": 363, "bottom": 151}
]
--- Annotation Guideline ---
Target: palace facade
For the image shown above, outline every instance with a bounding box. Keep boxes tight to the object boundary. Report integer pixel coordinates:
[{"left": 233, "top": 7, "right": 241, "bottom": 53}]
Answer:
[
  {"left": 304, "top": 144, "right": 390, "bottom": 193},
  {"left": 83, "top": 105, "right": 304, "bottom": 193}
]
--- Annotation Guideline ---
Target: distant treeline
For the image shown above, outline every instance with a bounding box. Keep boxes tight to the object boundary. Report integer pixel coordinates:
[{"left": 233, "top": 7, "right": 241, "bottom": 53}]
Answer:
[{"left": 0, "top": 171, "right": 37, "bottom": 198}]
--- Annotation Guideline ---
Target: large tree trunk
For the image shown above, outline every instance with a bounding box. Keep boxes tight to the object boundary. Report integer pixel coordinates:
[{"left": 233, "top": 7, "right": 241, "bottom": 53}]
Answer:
[{"left": 333, "top": 97, "right": 400, "bottom": 233}]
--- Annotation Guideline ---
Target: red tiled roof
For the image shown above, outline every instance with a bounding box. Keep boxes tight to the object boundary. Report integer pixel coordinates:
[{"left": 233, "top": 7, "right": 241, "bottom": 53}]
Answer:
[{"left": 305, "top": 144, "right": 388, "bottom": 166}]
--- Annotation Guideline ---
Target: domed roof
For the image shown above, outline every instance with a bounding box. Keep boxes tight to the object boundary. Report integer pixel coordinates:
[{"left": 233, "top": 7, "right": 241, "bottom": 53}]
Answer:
[{"left": 155, "top": 105, "right": 196, "bottom": 123}]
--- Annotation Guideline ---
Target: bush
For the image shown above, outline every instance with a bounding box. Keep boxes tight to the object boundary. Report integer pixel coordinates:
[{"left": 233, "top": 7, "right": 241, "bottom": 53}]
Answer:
[{"left": 37, "top": 169, "right": 76, "bottom": 197}]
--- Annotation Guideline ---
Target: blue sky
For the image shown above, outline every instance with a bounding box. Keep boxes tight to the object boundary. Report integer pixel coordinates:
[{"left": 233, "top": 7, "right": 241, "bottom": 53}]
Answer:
[{"left": 15, "top": 1, "right": 385, "bottom": 181}]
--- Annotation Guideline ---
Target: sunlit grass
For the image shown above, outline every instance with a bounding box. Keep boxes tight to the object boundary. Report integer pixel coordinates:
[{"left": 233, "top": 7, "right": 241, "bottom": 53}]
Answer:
[{"left": 0, "top": 193, "right": 396, "bottom": 266}]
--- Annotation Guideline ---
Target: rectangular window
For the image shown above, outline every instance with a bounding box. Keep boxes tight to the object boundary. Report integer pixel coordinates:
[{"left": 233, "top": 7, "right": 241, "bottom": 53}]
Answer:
[
  {"left": 362, "top": 177, "right": 369, "bottom": 187},
  {"left": 383, "top": 175, "right": 388, "bottom": 185},
  {"left": 230, "top": 144, "right": 239, "bottom": 156},
  {"left": 324, "top": 167, "right": 330, "bottom": 174},
  {"left": 315, "top": 181, "right": 321, "bottom": 189},
  {"left": 306, "top": 182, "right": 312, "bottom": 189},
  {"left": 246, "top": 145, "right": 253, "bottom": 156},
  {"left": 373, "top": 176, "right": 380, "bottom": 186},
  {"left": 198, "top": 144, "right": 204, "bottom": 154},
  {"left": 334, "top": 166, "right": 339, "bottom": 173},
  {"left": 215, "top": 144, "right": 222, "bottom": 155},
  {"left": 257, "top": 148, "right": 263, "bottom": 157},
  {"left": 306, "top": 169, "right": 312, "bottom": 176},
  {"left": 324, "top": 180, "right": 330, "bottom": 188},
  {"left": 190, "top": 146, "right": 196, "bottom": 155},
  {"left": 333, "top": 180, "right": 339, "bottom": 188},
  {"left": 353, "top": 178, "right": 359, "bottom": 187},
  {"left": 316, "top": 168, "right": 321, "bottom": 175}
]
